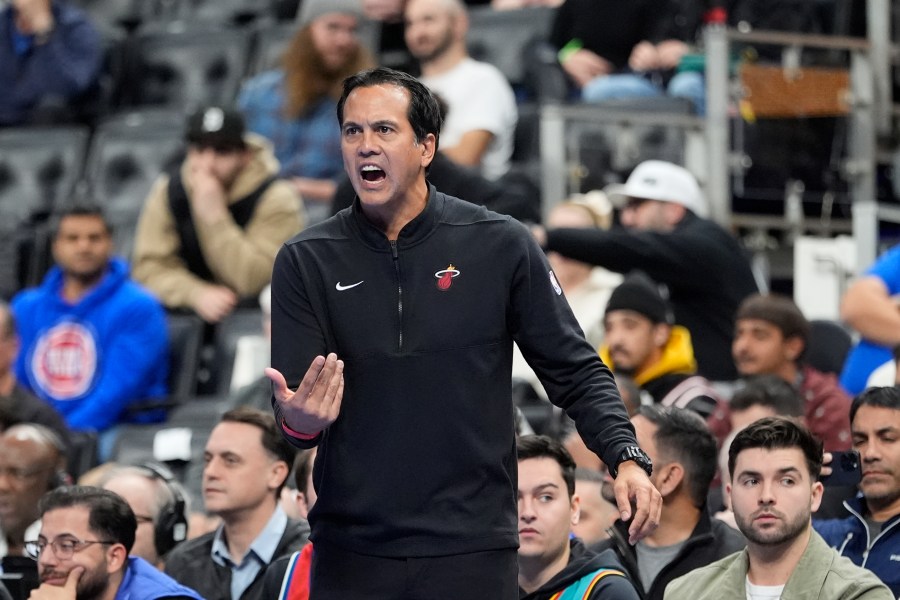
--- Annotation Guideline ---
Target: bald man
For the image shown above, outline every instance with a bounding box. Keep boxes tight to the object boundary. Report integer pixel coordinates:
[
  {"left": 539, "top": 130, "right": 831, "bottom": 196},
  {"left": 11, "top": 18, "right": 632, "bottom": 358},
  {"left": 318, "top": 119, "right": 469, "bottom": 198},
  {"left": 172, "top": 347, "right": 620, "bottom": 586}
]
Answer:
[{"left": 0, "top": 423, "right": 67, "bottom": 558}]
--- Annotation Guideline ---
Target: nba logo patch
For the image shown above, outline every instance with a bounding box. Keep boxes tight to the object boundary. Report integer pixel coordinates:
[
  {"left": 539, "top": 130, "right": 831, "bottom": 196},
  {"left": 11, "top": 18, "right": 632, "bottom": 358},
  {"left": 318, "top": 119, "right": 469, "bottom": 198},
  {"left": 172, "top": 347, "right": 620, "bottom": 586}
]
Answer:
[{"left": 31, "top": 322, "right": 97, "bottom": 399}]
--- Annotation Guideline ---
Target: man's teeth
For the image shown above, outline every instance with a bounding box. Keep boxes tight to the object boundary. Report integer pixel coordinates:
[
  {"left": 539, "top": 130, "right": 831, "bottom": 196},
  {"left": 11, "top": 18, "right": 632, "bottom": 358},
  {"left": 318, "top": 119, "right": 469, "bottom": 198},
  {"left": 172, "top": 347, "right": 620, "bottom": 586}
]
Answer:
[{"left": 362, "top": 166, "right": 380, "bottom": 171}]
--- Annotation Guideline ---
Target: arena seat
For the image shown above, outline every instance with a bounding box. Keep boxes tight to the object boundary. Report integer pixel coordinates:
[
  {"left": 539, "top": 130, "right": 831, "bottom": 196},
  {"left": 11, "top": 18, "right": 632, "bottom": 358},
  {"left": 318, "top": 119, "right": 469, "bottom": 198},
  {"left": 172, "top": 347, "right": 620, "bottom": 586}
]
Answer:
[
  {"left": 124, "top": 24, "right": 254, "bottom": 111},
  {"left": 0, "top": 126, "right": 89, "bottom": 297},
  {"left": 84, "top": 109, "right": 186, "bottom": 258},
  {"left": 465, "top": 6, "right": 556, "bottom": 100}
]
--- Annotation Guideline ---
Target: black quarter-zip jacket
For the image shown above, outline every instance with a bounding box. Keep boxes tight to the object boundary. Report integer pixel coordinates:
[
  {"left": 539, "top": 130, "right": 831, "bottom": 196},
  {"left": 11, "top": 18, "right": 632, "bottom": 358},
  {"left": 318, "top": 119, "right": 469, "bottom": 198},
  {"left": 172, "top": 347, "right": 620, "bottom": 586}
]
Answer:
[{"left": 271, "top": 186, "right": 636, "bottom": 558}]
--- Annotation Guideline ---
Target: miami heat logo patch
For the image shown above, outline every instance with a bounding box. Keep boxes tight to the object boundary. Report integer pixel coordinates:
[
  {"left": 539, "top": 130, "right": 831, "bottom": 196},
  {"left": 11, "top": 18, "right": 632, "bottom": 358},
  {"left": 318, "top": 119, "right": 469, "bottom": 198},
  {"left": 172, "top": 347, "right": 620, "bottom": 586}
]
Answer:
[
  {"left": 434, "top": 264, "right": 460, "bottom": 291},
  {"left": 31, "top": 322, "right": 97, "bottom": 399}
]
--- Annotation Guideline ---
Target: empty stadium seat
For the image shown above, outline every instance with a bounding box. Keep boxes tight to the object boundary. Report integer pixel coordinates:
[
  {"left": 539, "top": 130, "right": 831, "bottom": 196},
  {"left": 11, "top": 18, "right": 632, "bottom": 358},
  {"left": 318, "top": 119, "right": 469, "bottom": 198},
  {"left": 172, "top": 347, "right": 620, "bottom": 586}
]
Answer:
[
  {"left": 0, "top": 126, "right": 89, "bottom": 297},
  {"left": 166, "top": 313, "right": 205, "bottom": 401},
  {"left": 83, "top": 109, "right": 186, "bottom": 258},
  {"left": 209, "top": 308, "right": 265, "bottom": 396},
  {"left": 177, "top": 0, "right": 275, "bottom": 26},
  {"left": 125, "top": 24, "right": 254, "bottom": 110},
  {"left": 465, "top": 6, "right": 556, "bottom": 100},
  {"left": 69, "top": 0, "right": 147, "bottom": 33}
]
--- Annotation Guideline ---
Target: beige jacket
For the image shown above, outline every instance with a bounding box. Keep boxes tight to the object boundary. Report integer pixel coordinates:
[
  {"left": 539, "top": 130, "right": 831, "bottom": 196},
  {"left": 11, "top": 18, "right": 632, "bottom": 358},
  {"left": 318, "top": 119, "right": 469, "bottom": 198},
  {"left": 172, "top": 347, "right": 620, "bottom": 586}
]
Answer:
[
  {"left": 132, "top": 134, "right": 304, "bottom": 309},
  {"left": 664, "top": 529, "right": 893, "bottom": 600}
]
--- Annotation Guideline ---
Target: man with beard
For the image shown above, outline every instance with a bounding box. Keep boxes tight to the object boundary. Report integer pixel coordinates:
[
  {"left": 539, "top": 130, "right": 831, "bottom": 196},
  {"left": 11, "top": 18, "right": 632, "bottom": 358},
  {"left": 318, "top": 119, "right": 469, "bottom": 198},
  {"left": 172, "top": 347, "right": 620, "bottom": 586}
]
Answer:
[
  {"left": 12, "top": 204, "right": 168, "bottom": 449},
  {"left": 238, "top": 0, "right": 375, "bottom": 222},
  {"left": 599, "top": 273, "right": 729, "bottom": 441},
  {"left": 815, "top": 387, "right": 900, "bottom": 595},
  {"left": 592, "top": 407, "right": 744, "bottom": 600},
  {"left": 403, "top": 0, "right": 517, "bottom": 180},
  {"left": 132, "top": 107, "right": 303, "bottom": 324},
  {"left": 666, "top": 417, "right": 891, "bottom": 600},
  {"left": 732, "top": 293, "right": 852, "bottom": 451},
  {"left": 25, "top": 486, "right": 202, "bottom": 600}
]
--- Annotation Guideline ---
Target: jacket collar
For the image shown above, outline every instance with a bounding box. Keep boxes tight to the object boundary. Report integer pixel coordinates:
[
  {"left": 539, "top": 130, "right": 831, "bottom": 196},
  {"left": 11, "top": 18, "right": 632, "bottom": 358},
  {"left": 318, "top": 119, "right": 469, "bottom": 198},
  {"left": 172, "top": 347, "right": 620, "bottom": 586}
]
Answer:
[{"left": 350, "top": 184, "right": 443, "bottom": 251}]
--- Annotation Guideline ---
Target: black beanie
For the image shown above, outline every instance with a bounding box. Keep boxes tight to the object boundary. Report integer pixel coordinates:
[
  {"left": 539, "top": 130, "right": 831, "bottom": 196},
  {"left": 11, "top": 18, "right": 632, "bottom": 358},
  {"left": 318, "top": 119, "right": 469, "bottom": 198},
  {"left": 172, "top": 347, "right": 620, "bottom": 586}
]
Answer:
[{"left": 605, "top": 273, "right": 673, "bottom": 324}]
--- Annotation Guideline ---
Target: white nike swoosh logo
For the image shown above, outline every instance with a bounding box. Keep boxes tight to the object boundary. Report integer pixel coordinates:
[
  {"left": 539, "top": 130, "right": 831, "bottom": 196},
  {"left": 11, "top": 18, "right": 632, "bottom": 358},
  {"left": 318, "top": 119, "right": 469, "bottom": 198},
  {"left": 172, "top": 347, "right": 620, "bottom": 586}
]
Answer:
[{"left": 335, "top": 281, "right": 364, "bottom": 291}]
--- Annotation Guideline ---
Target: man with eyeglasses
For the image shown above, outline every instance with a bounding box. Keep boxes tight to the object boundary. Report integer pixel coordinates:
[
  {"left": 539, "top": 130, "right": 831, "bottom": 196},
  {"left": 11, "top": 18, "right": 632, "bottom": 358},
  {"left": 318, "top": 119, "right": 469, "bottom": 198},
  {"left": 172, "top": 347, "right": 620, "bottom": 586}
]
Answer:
[
  {"left": 25, "top": 486, "right": 202, "bottom": 600},
  {"left": 0, "top": 424, "right": 67, "bottom": 560}
]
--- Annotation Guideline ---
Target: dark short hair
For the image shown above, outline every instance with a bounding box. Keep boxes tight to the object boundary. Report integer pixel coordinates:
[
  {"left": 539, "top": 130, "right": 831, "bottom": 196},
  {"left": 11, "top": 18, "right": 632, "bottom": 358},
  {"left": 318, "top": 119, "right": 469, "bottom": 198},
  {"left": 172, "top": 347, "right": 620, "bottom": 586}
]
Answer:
[
  {"left": 730, "top": 375, "right": 804, "bottom": 418},
  {"left": 51, "top": 202, "right": 113, "bottom": 239},
  {"left": 220, "top": 407, "right": 296, "bottom": 495},
  {"left": 517, "top": 435, "right": 576, "bottom": 498},
  {"left": 337, "top": 67, "right": 442, "bottom": 150},
  {"left": 637, "top": 405, "right": 717, "bottom": 507},
  {"left": 39, "top": 486, "right": 136, "bottom": 553},
  {"left": 850, "top": 386, "right": 900, "bottom": 424},
  {"left": 728, "top": 417, "right": 823, "bottom": 482},
  {"left": 736, "top": 293, "right": 810, "bottom": 350}
]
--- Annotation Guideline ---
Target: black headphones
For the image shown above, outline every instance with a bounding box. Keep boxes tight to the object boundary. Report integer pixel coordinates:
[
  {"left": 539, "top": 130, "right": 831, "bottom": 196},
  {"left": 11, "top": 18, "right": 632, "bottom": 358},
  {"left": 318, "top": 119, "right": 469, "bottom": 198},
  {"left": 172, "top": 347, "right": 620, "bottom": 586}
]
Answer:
[{"left": 136, "top": 462, "right": 188, "bottom": 557}]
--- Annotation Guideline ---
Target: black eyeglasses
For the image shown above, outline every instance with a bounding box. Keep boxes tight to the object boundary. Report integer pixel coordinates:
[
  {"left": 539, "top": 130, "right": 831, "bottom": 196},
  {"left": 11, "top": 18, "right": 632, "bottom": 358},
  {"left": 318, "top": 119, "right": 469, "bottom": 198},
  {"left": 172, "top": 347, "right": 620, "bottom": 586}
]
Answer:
[{"left": 24, "top": 537, "right": 116, "bottom": 560}]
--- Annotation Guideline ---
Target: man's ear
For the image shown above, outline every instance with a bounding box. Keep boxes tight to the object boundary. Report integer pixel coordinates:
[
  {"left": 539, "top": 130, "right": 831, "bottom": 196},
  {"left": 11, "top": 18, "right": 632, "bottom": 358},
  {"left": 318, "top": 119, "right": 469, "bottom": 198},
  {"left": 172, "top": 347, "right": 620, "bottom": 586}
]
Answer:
[
  {"left": 810, "top": 480, "right": 824, "bottom": 513},
  {"left": 657, "top": 462, "right": 684, "bottom": 498},
  {"left": 106, "top": 543, "right": 128, "bottom": 573},
  {"left": 420, "top": 133, "right": 437, "bottom": 168},
  {"left": 570, "top": 494, "right": 581, "bottom": 526},
  {"left": 784, "top": 335, "right": 805, "bottom": 362},
  {"left": 653, "top": 323, "right": 671, "bottom": 348}
]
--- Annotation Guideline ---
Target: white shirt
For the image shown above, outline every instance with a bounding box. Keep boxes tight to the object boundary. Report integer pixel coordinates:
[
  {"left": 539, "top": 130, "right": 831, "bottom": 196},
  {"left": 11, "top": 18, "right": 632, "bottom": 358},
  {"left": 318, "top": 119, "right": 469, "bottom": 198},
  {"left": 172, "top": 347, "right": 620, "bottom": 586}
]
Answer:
[
  {"left": 746, "top": 577, "right": 785, "bottom": 600},
  {"left": 420, "top": 57, "right": 518, "bottom": 181}
]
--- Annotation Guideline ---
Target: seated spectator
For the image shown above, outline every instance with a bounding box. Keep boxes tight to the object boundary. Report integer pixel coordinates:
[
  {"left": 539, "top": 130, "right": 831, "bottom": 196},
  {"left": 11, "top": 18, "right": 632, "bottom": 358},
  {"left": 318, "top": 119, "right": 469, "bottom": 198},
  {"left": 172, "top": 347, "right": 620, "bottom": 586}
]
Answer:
[
  {"left": 733, "top": 293, "right": 852, "bottom": 450},
  {"left": 0, "top": 0, "right": 101, "bottom": 126},
  {"left": 599, "top": 273, "right": 728, "bottom": 436},
  {"left": 132, "top": 107, "right": 304, "bottom": 324},
  {"left": 513, "top": 192, "right": 622, "bottom": 399},
  {"left": 0, "top": 424, "right": 67, "bottom": 559},
  {"left": 12, "top": 204, "right": 168, "bottom": 454},
  {"left": 517, "top": 435, "right": 639, "bottom": 600},
  {"left": 535, "top": 160, "right": 759, "bottom": 382},
  {"left": 238, "top": 0, "right": 375, "bottom": 223},
  {"left": 814, "top": 387, "right": 900, "bottom": 596},
  {"left": 729, "top": 374, "right": 804, "bottom": 433},
  {"left": 665, "top": 417, "right": 892, "bottom": 600},
  {"left": 840, "top": 243, "right": 900, "bottom": 394},
  {"left": 571, "top": 467, "right": 618, "bottom": 546},
  {"left": 551, "top": 0, "right": 705, "bottom": 113},
  {"left": 404, "top": 0, "right": 518, "bottom": 180},
  {"left": 0, "top": 300, "right": 70, "bottom": 448},
  {"left": 594, "top": 406, "right": 745, "bottom": 600},
  {"left": 164, "top": 407, "right": 308, "bottom": 600},
  {"left": 25, "top": 486, "right": 203, "bottom": 600},
  {"left": 100, "top": 463, "right": 190, "bottom": 570}
]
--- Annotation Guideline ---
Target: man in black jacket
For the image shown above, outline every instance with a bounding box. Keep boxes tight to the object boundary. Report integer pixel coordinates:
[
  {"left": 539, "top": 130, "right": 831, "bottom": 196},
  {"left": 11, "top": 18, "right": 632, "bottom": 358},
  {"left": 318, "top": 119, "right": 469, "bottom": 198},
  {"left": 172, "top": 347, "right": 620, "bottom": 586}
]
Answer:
[
  {"left": 164, "top": 407, "right": 309, "bottom": 600},
  {"left": 592, "top": 406, "right": 745, "bottom": 600},
  {"left": 266, "top": 67, "right": 660, "bottom": 599},
  {"left": 518, "top": 435, "right": 640, "bottom": 600},
  {"left": 535, "top": 160, "right": 758, "bottom": 381}
]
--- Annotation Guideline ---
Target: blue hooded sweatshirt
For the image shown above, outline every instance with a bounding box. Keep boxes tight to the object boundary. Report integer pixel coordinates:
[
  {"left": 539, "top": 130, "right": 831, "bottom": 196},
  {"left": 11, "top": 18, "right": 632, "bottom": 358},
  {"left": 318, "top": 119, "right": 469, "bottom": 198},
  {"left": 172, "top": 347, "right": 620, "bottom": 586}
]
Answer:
[
  {"left": 115, "top": 557, "right": 204, "bottom": 600},
  {"left": 12, "top": 258, "right": 169, "bottom": 431}
]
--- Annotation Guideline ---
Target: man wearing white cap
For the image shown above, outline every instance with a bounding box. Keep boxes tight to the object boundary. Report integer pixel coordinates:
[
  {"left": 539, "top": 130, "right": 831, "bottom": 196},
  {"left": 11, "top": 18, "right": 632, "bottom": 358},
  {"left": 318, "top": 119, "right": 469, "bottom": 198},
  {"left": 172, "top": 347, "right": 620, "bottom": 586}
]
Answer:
[{"left": 535, "top": 160, "right": 758, "bottom": 381}]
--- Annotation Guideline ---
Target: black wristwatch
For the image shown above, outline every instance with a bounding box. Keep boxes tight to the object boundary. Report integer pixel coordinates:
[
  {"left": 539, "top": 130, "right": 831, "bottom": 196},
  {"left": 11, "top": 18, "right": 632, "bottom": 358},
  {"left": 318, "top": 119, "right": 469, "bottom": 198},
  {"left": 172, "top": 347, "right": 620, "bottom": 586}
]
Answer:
[{"left": 610, "top": 445, "right": 652, "bottom": 478}]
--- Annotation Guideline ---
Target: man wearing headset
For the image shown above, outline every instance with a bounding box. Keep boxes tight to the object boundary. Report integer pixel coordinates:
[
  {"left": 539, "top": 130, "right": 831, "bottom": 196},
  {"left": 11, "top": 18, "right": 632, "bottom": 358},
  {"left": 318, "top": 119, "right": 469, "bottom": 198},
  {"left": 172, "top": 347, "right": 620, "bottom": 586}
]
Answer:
[{"left": 101, "top": 464, "right": 189, "bottom": 570}]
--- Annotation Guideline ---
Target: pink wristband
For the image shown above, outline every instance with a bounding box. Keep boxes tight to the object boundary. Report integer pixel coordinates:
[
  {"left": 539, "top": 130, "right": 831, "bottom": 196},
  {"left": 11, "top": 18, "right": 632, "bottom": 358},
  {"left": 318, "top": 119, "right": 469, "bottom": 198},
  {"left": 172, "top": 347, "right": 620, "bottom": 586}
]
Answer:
[{"left": 281, "top": 419, "right": 319, "bottom": 440}]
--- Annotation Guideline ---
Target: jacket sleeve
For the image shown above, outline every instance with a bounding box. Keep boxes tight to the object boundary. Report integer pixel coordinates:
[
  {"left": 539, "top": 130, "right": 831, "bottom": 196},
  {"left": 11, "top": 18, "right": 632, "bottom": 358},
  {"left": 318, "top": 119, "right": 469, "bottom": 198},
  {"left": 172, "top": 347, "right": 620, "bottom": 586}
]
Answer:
[
  {"left": 194, "top": 180, "right": 304, "bottom": 298},
  {"left": 16, "top": 12, "right": 101, "bottom": 102},
  {"left": 132, "top": 177, "right": 210, "bottom": 309},
  {"left": 64, "top": 293, "right": 169, "bottom": 430},
  {"left": 270, "top": 243, "right": 330, "bottom": 448},
  {"left": 509, "top": 221, "right": 636, "bottom": 469},
  {"left": 544, "top": 225, "right": 730, "bottom": 293}
]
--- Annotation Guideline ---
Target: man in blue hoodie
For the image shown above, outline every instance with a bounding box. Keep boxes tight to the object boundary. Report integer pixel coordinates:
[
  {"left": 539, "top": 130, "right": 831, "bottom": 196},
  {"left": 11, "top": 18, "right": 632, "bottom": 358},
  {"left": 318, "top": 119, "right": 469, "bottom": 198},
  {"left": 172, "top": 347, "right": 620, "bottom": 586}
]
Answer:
[
  {"left": 11, "top": 203, "right": 168, "bottom": 455},
  {"left": 25, "top": 486, "right": 203, "bottom": 600}
]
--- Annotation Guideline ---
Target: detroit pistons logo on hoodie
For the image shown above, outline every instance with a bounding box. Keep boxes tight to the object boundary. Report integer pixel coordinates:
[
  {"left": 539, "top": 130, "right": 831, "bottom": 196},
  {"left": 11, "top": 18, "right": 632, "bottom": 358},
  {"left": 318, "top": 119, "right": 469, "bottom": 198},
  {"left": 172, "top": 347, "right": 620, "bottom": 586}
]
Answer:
[{"left": 31, "top": 322, "right": 97, "bottom": 399}]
